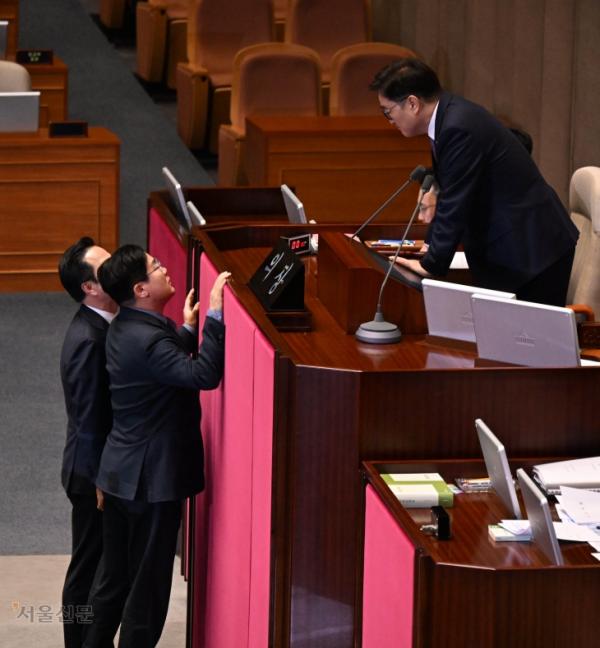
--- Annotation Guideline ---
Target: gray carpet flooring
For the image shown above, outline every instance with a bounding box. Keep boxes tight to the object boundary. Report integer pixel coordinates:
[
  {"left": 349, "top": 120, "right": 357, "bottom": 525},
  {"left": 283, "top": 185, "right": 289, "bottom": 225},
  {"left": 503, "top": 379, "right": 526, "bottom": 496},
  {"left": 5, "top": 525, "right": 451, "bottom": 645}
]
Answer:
[
  {"left": 20, "top": 0, "right": 213, "bottom": 247},
  {"left": 0, "top": 1, "right": 213, "bottom": 555}
]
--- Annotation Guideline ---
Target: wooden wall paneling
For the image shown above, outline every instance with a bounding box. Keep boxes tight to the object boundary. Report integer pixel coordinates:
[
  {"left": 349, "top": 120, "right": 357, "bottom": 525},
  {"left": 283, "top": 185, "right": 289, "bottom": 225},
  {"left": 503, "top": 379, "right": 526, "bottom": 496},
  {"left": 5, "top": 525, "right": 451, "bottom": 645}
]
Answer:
[
  {"left": 463, "top": 0, "right": 496, "bottom": 109},
  {"left": 537, "top": 1, "right": 575, "bottom": 199},
  {"left": 572, "top": 0, "right": 600, "bottom": 175}
]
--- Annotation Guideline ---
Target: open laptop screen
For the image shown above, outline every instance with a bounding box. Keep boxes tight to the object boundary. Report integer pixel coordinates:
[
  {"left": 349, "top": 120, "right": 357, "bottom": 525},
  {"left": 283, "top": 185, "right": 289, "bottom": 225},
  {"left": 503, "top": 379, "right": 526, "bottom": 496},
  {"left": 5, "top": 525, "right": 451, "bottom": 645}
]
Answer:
[
  {"left": 0, "top": 92, "right": 40, "bottom": 132},
  {"left": 422, "top": 279, "right": 515, "bottom": 343},
  {"left": 281, "top": 184, "right": 307, "bottom": 224},
  {"left": 472, "top": 294, "right": 581, "bottom": 367},
  {"left": 475, "top": 418, "right": 521, "bottom": 519}
]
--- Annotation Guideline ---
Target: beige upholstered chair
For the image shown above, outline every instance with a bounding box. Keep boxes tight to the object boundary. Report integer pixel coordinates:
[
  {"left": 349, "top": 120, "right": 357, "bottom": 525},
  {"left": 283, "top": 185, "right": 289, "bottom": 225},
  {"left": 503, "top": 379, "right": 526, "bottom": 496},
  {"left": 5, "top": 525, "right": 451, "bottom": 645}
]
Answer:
[
  {"left": 285, "top": 0, "right": 371, "bottom": 85},
  {"left": 218, "top": 42, "right": 321, "bottom": 186},
  {"left": 176, "top": 0, "right": 274, "bottom": 153},
  {"left": 568, "top": 167, "right": 600, "bottom": 318},
  {"left": 329, "top": 42, "right": 416, "bottom": 116},
  {"left": 0, "top": 60, "right": 31, "bottom": 92},
  {"left": 136, "top": 0, "right": 188, "bottom": 89}
]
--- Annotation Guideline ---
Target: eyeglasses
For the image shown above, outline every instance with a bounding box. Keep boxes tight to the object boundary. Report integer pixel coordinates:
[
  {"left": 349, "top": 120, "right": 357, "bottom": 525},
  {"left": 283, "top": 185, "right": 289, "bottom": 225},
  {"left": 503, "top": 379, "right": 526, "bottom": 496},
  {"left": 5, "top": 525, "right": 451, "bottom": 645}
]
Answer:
[
  {"left": 147, "top": 258, "right": 163, "bottom": 276},
  {"left": 380, "top": 96, "right": 409, "bottom": 121}
]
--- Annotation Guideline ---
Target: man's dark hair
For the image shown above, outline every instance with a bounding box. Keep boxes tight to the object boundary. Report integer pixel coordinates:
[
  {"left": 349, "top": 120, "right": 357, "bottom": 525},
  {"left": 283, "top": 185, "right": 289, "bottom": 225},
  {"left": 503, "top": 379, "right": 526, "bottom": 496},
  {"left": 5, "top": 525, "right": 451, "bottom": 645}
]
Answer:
[
  {"left": 370, "top": 58, "right": 442, "bottom": 102},
  {"left": 58, "top": 237, "right": 96, "bottom": 302},
  {"left": 97, "top": 244, "right": 148, "bottom": 305}
]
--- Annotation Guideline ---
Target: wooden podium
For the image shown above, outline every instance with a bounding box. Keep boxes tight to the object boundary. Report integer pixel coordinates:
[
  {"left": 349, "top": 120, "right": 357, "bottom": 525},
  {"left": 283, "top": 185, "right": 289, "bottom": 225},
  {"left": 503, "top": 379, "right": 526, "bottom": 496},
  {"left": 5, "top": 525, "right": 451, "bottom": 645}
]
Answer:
[
  {"left": 147, "top": 206, "right": 600, "bottom": 648},
  {"left": 362, "top": 459, "right": 600, "bottom": 648}
]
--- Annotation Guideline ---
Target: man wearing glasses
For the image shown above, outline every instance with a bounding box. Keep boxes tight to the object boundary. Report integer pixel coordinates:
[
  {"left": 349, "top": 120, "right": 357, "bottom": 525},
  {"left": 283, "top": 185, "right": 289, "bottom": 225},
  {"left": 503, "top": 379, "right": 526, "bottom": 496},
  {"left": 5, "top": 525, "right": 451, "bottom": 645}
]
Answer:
[
  {"left": 82, "top": 244, "right": 229, "bottom": 648},
  {"left": 371, "top": 58, "right": 578, "bottom": 306}
]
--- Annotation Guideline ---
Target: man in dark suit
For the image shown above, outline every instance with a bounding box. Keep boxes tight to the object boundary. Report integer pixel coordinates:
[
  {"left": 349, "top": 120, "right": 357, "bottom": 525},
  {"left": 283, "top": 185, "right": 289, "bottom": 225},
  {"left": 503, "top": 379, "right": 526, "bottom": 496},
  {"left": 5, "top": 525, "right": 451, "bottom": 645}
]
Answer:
[
  {"left": 82, "top": 244, "right": 229, "bottom": 648},
  {"left": 371, "top": 58, "right": 579, "bottom": 306},
  {"left": 58, "top": 237, "right": 118, "bottom": 648}
]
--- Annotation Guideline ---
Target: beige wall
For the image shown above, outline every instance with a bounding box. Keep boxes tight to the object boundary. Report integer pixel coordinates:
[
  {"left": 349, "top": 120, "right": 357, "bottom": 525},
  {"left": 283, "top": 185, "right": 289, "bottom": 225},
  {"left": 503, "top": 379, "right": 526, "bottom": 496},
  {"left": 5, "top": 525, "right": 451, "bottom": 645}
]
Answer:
[{"left": 371, "top": 0, "right": 600, "bottom": 204}]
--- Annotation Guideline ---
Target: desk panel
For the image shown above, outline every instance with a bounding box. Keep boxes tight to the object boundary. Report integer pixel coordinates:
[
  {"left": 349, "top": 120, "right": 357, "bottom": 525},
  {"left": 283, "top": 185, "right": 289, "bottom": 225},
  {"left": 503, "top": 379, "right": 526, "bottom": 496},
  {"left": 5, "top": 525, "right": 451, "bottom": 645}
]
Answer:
[
  {"left": 0, "top": 127, "right": 119, "bottom": 291},
  {"left": 245, "top": 115, "right": 431, "bottom": 223}
]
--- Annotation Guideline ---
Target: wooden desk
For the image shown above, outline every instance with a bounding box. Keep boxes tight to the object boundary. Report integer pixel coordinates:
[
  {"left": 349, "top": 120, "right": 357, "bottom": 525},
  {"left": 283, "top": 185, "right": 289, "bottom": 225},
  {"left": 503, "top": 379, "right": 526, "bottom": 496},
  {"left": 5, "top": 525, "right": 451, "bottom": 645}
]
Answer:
[
  {"left": 362, "top": 459, "right": 600, "bottom": 648},
  {"left": 25, "top": 55, "right": 69, "bottom": 127},
  {"left": 0, "top": 127, "right": 120, "bottom": 291},
  {"left": 145, "top": 212, "right": 600, "bottom": 648},
  {"left": 0, "top": 0, "right": 18, "bottom": 58},
  {"left": 244, "top": 115, "right": 432, "bottom": 223}
]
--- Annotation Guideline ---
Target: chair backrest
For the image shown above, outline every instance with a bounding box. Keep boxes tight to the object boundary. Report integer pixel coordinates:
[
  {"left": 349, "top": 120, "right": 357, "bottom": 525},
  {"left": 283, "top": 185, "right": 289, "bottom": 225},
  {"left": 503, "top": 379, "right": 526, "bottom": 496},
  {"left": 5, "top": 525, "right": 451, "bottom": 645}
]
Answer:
[
  {"left": 567, "top": 166, "right": 600, "bottom": 314},
  {"left": 187, "top": 0, "right": 274, "bottom": 86},
  {"left": 0, "top": 60, "right": 31, "bottom": 92},
  {"left": 230, "top": 42, "right": 321, "bottom": 132},
  {"left": 329, "top": 42, "right": 416, "bottom": 116},
  {"left": 285, "top": 0, "right": 371, "bottom": 82}
]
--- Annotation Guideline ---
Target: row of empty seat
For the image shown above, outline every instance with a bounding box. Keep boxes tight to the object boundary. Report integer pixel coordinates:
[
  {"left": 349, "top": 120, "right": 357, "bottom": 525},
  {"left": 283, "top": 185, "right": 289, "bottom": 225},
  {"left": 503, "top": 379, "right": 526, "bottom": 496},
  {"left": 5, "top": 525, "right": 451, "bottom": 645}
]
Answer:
[{"left": 217, "top": 41, "right": 416, "bottom": 184}]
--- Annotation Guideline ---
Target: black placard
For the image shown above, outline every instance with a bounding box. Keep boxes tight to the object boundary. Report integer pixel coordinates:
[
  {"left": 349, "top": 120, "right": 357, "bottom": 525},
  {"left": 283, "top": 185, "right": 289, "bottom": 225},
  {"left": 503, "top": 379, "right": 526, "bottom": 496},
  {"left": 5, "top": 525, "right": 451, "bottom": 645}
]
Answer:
[
  {"left": 248, "top": 240, "right": 305, "bottom": 311},
  {"left": 49, "top": 121, "right": 88, "bottom": 138},
  {"left": 16, "top": 49, "right": 54, "bottom": 65}
]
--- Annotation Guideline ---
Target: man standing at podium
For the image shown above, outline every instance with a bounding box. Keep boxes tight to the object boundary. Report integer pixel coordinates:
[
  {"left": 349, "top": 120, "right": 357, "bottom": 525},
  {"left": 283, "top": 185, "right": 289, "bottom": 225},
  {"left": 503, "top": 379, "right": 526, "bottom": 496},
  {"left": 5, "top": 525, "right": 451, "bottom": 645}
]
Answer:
[
  {"left": 82, "top": 245, "right": 229, "bottom": 648},
  {"left": 371, "top": 58, "right": 578, "bottom": 306}
]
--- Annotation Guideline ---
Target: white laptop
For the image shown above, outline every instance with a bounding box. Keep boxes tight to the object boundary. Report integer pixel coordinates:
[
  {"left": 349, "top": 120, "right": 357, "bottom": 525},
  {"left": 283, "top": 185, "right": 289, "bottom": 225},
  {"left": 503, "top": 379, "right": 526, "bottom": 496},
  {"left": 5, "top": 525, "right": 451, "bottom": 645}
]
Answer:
[
  {"left": 422, "top": 279, "right": 515, "bottom": 343},
  {"left": 516, "top": 468, "right": 564, "bottom": 565},
  {"left": 0, "top": 21, "right": 8, "bottom": 59},
  {"left": 0, "top": 92, "right": 40, "bottom": 132},
  {"left": 471, "top": 294, "right": 598, "bottom": 367},
  {"left": 475, "top": 419, "right": 522, "bottom": 519},
  {"left": 281, "top": 184, "right": 307, "bottom": 224}
]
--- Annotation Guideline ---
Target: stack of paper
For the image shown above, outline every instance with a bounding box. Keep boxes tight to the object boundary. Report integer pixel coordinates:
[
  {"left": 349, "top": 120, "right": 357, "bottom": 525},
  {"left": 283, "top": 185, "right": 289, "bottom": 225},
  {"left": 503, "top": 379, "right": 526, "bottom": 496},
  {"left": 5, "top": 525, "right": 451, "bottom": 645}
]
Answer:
[{"left": 533, "top": 457, "right": 600, "bottom": 494}]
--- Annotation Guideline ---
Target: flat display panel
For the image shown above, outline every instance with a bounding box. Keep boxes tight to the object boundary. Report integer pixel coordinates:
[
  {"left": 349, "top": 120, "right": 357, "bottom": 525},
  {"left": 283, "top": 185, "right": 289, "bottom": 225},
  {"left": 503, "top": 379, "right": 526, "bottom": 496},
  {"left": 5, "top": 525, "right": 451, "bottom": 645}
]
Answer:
[{"left": 0, "top": 92, "right": 40, "bottom": 133}]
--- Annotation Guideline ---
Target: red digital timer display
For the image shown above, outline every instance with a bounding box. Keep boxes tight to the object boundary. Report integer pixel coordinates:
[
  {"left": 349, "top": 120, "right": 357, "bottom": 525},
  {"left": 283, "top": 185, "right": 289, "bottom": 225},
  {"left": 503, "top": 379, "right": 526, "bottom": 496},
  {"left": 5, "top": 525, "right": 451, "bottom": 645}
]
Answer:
[{"left": 282, "top": 234, "right": 311, "bottom": 255}]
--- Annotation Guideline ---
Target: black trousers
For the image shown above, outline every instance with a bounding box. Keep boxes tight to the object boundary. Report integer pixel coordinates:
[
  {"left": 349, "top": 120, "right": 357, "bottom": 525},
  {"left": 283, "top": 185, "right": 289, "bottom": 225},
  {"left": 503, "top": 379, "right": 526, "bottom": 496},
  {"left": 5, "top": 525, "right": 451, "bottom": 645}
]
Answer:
[
  {"left": 516, "top": 248, "right": 576, "bottom": 307},
  {"left": 63, "top": 491, "right": 103, "bottom": 648},
  {"left": 82, "top": 494, "right": 181, "bottom": 648}
]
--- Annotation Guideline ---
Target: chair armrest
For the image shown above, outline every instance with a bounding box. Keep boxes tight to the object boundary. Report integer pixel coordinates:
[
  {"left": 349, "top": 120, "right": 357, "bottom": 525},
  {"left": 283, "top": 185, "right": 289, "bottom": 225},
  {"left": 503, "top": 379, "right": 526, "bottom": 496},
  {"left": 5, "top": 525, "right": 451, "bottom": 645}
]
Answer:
[{"left": 568, "top": 303, "right": 596, "bottom": 322}]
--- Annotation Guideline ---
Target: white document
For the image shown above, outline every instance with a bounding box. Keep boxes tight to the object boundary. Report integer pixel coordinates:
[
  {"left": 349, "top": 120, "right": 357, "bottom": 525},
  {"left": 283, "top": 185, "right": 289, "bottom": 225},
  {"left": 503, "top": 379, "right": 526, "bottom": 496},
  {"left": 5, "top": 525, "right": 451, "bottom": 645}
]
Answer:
[
  {"left": 556, "top": 486, "right": 600, "bottom": 525},
  {"left": 592, "top": 553, "right": 600, "bottom": 562},
  {"left": 534, "top": 457, "right": 600, "bottom": 491},
  {"left": 588, "top": 541, "right": 600, "bottom": 551},
  {"left": 553, "top": 522, "right": 600, "bottom": 542},
  {"left": 499, "top": 520, "right": 531, "bottom": 536}
]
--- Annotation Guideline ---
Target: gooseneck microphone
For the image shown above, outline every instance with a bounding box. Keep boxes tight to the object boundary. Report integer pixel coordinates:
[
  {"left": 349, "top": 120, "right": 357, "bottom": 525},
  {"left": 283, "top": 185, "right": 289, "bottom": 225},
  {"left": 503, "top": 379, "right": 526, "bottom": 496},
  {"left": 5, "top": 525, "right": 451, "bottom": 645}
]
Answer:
[
  {"left": 351, "top": 165, "right": 428, "bottom": 240},
  {"left": 355, "top": 175, "right": 435, "bottom": 344}
]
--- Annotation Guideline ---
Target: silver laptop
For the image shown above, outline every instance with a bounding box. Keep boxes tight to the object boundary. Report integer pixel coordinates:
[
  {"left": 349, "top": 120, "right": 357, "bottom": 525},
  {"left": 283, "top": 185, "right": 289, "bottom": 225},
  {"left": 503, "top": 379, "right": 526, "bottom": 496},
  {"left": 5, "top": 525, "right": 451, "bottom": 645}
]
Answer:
[
  {"left": 471, "top": 294, "right": 592, "bottom": 367},
  {"left": 281, "top": 184, "right": 307, "bottom": 224},
  {"left": 0, "top": 21, "right": 8, "bottom": 59},
  {"left": 422, "top": 279, "right": 515, "bottom": 343},
  {"left": 475, "top": 419, "right": 521, "bottom": 519},
  {"left": 516, "top": 468, "right": 564, "bottom": 566},
  {"left": 0, "top": 92, "right": 40, "bottom": 132},
  {"left": 161, "top": 166, "right": 192, "bottom": 230}
]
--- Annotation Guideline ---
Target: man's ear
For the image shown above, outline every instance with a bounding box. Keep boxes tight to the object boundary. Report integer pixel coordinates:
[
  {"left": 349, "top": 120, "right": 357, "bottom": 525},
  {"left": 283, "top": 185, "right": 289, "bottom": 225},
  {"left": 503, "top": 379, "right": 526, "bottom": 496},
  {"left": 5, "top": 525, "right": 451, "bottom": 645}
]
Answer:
[
  {"left": 133, "top": 282, "right": 148, "bottom": 299},
  {"left": 81, "top": 280, "right": 97, "bottom": 297}
]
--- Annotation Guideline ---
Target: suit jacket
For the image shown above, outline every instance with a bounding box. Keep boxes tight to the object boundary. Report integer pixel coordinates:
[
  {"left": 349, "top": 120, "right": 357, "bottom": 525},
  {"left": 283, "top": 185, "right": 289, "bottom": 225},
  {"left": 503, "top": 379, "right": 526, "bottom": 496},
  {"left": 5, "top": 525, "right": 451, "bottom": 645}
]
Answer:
[
  {"left": 60, "top": 305, "right": 112, "bottom": 495},
  {"left": 420, "top": 92, "right": 579, "bottom": 291},
  {"left": 95, "top": 307, "right": 225, "bottom": 503}
]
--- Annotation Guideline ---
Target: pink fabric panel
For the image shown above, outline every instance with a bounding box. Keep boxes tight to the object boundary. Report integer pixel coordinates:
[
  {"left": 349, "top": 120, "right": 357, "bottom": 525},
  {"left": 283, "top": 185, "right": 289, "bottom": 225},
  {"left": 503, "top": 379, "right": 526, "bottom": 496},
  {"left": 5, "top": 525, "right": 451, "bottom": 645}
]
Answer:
[
  {"left": 203, "top": 288, "right": 255, "bottom": 648},
  {"left": 147, "top": 207, "right": 187, "bottom": 325},
  {"left": 193, "top": 254, "right": 275, "bottom": 648},
  {"left": 193, "top": 256, "right": 221, "bottom": 644},
  {"left": 362, "top": 485, "right": 415, "bottom": 648},
  {"left": 248, "top": 330, "right": 275, "bottom": 648}
]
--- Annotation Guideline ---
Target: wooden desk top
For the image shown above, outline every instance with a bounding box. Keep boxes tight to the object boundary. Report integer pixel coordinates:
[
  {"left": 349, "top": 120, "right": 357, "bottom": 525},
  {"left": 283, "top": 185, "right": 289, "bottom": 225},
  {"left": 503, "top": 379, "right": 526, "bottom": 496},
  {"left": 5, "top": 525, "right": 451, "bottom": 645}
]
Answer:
[
  {"left": 198, "top": 225, "right": 597, "bottom": 374},
  {"left": 0, "top": 126, "right": 119, "bottom": 146},
  {"left": 364, "top": 459, "right": 599, "bottom": 570}
]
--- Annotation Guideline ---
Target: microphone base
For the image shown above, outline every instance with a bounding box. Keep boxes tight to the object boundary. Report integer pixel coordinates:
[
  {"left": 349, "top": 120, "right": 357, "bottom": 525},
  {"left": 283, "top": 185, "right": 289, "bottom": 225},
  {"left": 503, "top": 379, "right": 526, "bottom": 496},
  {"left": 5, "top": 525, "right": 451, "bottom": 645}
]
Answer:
[{"left": 355, "top": 319, "right": 402, "bottom": 344}]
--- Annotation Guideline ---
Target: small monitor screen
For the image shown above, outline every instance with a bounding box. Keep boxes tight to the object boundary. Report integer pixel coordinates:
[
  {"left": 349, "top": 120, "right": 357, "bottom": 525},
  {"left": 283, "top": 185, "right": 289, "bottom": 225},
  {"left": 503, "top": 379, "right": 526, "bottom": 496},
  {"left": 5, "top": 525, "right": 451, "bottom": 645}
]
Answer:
[
  {"left": 162, "top": 167, "right": 192, "bottom": 231},
  {"left": 0, "top": 21, "right": 7, "bottom": 60},
  {"left": 281, "top": 184, "right": 307, "bottom": 224}
]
